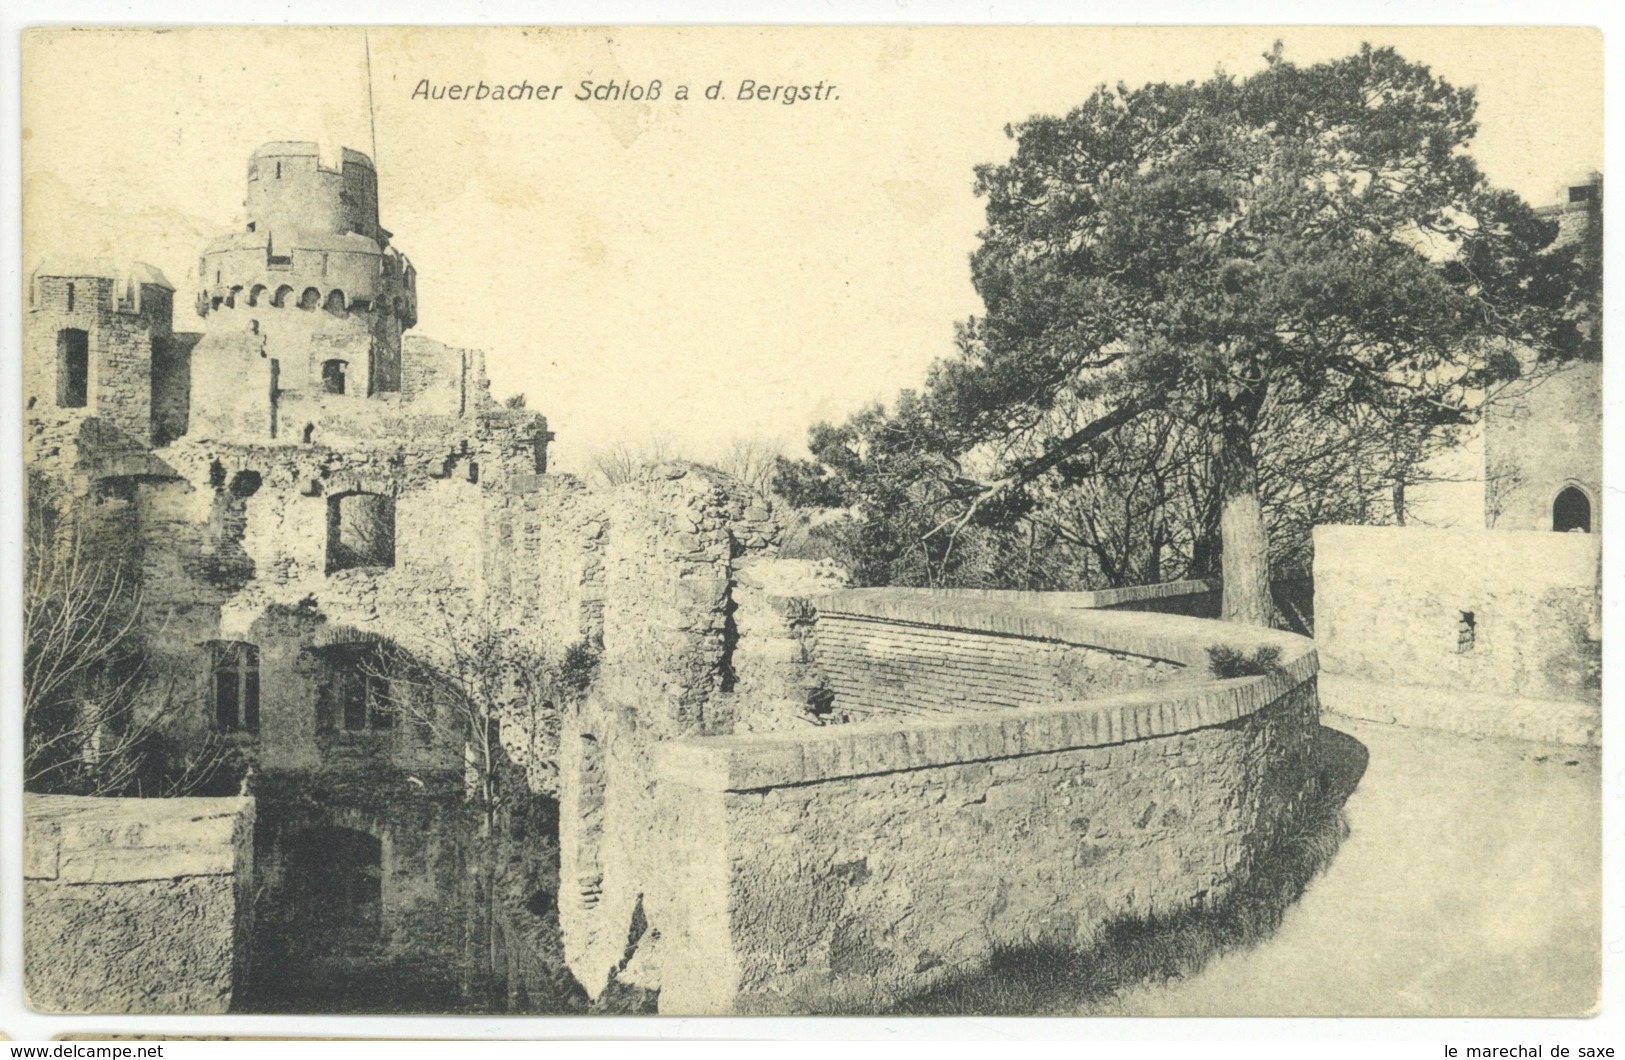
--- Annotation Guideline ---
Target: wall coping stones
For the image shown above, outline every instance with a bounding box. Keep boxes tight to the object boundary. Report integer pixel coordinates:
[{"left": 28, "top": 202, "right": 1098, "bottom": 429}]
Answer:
[
  {"left": 24, "top": 794, "right": 254, "bottom": 884},
  {"left": 657, "top": 591, "right": 1316, "bottom": 792},
  {"left": 810, "top": 588, "right": 1302, "bottom": 669},
  {"left": 853, "top": 579, "right": 1218, "bottom": 612}
]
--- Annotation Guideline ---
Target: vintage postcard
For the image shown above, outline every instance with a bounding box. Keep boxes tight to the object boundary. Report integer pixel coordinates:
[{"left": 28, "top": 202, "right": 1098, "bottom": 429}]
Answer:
[{"left": 17, "top": 25, "right": 1603, "bottom": 1020}]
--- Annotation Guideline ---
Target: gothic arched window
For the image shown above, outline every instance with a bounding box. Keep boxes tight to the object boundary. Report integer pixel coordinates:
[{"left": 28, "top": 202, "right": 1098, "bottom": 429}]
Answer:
[{"left": 1554, "top": 486, "right": 1593, "bottom": 533}]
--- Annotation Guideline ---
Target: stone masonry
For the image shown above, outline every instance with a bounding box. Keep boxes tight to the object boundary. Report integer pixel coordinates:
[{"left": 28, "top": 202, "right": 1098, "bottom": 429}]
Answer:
[{"left": 26, "top": 139, "right": 1326, "bottom": 1016}]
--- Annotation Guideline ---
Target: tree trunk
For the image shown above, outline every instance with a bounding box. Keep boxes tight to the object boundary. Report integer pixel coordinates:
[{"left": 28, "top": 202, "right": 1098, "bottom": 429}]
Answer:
[
  {"left": 1216, "top": 404, "right": 1273, "bottom": 627},
  {"left": 1392, "top": 478, "right": 1407, "bottom": 527}
]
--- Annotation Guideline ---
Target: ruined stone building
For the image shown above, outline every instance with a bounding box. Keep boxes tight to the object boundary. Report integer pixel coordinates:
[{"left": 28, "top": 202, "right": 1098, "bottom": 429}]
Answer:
[
  {"left": 24, "top": 140, "right": 794, "bottom": 1010},
  {"left": 26, "top": 140, "right": 1333, "bottom": 1016},
  {"left": 25, "top": 142, "right": 568, "bottom": 1005}
]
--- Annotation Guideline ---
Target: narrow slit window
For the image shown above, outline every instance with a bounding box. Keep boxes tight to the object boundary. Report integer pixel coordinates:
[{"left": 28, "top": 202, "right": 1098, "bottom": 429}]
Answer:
[
  {"left": 56, "top": 328, "right": 89, "bottom": 408},
  {"left": 211, "top": 641, "right": 260, "bottom": 733}
]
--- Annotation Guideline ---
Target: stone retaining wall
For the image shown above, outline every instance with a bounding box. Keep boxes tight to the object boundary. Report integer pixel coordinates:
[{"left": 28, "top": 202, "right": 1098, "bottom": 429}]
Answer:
[
  {"left": 811, "top": 591, "right": 1190, "bottom": 721},
  {"left": 24, "top": 794, "right": 256, "bottom": 1014},
  {"left": 610, "top": 592, "right": 1321, "bottom": 1014}
]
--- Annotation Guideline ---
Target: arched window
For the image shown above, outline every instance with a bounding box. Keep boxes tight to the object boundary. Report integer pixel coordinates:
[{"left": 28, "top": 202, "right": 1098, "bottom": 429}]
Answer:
[
  {"left": 324, "top": 289, "right": 347, "bottom": 316},
  {"left": 321, "top": 359, "right": 347, "bottom": 395},
  {"left": 1554, "top": 485, "right": 1593, "bottom": 533},
  {"left": 271, "top": 285, "right": 294, "bottom": 308},
  {"left": 326, "top": 491, "right": 396, "bottom": 572},
  {"left": 298, "top": 287, "right": 321, "bottom": 310},
  {"left": 210, "top": 641, "right": 260, "bottom": 733},
  {"left": 248, "top": 284, "right": 267, "bottom": 307},
  {"left": 56, "top": 328, "right": 89, "bottom": 407}
]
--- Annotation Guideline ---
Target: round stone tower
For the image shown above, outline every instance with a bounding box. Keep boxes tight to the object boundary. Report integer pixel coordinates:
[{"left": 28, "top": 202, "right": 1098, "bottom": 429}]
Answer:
[{"left": 190, "top": 143, "right": 418, "bottom": 441}]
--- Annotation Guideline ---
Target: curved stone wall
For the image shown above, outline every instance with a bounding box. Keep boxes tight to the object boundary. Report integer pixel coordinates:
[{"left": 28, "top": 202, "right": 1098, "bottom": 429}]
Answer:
[{"left": 561, "top": 585, "right": 1321, "bottom": 1014}]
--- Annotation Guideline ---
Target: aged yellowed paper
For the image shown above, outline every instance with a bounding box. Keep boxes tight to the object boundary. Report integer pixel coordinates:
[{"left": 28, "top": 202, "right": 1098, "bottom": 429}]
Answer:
[{"left": 19, "top": 25, "right": 1602, "bottom": 1019}]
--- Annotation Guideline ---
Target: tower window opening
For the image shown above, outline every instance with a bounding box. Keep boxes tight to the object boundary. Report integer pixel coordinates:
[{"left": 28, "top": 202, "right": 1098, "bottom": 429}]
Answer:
[
  {"left": 275, "top": 161, "right": 282, "bottom": 179},
  {"left": 326, "top": 491, "right": 396, "bottom": 572},
  {"left": 65, "top": 282, "right": 75, "bottom": 312},
  {"left": 1554, "top": 486, "right": 1593, "bottom": 533},
  {"left": 322, "top": 359, "right": 347, "bottom": 395},
  {"left": 324, "top": 289, "right": 347, "bottom": 316},
  {"left": 298, "top": 287, "right": 321, "bottom": 311},
  {"left": 56, "top": 328, "right": 89, "bottom": 408},
  {"left": 271, "top": 285, "right": 294, "bottom": 308},
  {"left": 1457, "top": 611, "right": 1476, "bottom": 654}
]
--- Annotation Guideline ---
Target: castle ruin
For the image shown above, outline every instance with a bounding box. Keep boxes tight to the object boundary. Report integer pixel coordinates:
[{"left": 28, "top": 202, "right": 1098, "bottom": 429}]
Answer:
[{"left": 24, "top": 141, "right": 1329, "bottom": 1015}]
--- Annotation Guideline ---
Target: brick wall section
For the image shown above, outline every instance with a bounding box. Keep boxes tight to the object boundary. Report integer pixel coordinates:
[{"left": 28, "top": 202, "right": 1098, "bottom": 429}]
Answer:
[
  {"left": 24, "top": 794, "right": 255, "bottom": 1014},
  {"left": 812, "top": 614, "right": 1184, "bottom": 721},
  {"left": 900, "top": 579, "right": 1220, "bottom": 616},
  {"left": 642, "top": 604, "right": 1319, "bottom": 1014}
]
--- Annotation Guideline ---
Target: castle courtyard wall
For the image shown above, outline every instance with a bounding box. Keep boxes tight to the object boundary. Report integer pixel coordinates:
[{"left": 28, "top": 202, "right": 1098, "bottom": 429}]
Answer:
[
  {"left": 560, "top": 586, "right": 1321, "bottom": 1014},
  {"left": 1313, "top": 525, "right": 1600, "bottom": 745}
]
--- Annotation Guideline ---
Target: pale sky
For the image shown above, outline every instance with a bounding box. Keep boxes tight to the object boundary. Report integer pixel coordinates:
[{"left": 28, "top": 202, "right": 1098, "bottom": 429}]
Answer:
[{"left": 22, "top": 26, "right": 1602, "bottom": 473}]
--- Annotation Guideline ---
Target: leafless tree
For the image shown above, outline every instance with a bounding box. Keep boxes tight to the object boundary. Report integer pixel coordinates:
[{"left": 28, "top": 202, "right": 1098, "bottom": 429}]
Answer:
[
  {"left": 24, "top": 472, "right": 233, "bottom": 796},
  {"left": 710, "top": 435, "right": 787, "bottom": 502},
  {"left": 585, "top": 434, "right": 679, "bottom": 489}
]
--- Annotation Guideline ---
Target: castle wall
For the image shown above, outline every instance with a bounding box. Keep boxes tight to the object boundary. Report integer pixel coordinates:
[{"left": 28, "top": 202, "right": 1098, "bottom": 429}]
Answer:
[
  {"left": 810, "top": 595, "right": 1187, "bottom": 722},
  {"left": 24, "top": 794, "right": 255, "bottom": 1014},
  {"left": 1313, "top": 525, "right": 1600, "bottom": 744},
  {"left": 25, "top": 274, "right": 172, "bottom": 448},
  {"left": 1484, "top": 359, "right": 1603, "bottom": 532},
  {"left": 556, "top": 464, "right": 785, "bottom": 993},
  {"left": 637, "top": 599, "right": 1320, "bottom": 1014}
]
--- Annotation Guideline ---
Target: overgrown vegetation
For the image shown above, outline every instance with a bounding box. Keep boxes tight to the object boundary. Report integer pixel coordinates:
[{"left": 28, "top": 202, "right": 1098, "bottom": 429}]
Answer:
[
  {"left": 24, "top": 471, "right": 240, "bottom": 797},
  {"left": 1207, "top": 643, "right": 1285, "bottom": 679}
]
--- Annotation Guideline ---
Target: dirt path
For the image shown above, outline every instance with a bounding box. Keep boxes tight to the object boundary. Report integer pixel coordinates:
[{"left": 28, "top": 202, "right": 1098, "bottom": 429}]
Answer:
[{"left": 1106, "top": 714, "right": 1601, "bottom": 1017}]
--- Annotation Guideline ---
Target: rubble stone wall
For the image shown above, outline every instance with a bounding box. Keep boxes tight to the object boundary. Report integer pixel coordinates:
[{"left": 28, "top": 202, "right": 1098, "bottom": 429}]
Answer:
[
  {"left": 643, "top": 601, "right": 1319, "bottom": 1014},
  {"left": 24, "top": 794, "right": 255, "bottom": 1014}
]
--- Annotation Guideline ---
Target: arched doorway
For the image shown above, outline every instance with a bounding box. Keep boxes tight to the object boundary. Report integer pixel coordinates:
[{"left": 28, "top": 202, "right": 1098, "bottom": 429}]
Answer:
[
  {"left": 285, "top": 825, "right": 383, "bottom": 940},
  {"left": 1553, "top": 485, "right": 1593, "bottom": 533}
]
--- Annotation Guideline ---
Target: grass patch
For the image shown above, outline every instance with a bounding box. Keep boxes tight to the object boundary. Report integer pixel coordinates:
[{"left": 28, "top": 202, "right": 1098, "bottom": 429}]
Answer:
[{"left": 885, "top": 791, "right": 1350, "bottom": 1015}]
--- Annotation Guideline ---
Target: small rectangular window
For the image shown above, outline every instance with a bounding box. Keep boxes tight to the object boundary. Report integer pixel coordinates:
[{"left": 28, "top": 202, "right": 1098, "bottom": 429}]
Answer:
[
  {"left": 66, "top": 282, "right": 75, "bottom": 312},
  {"left": 1457, "top": 611, "right": 1476, "bottom": 654}
]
